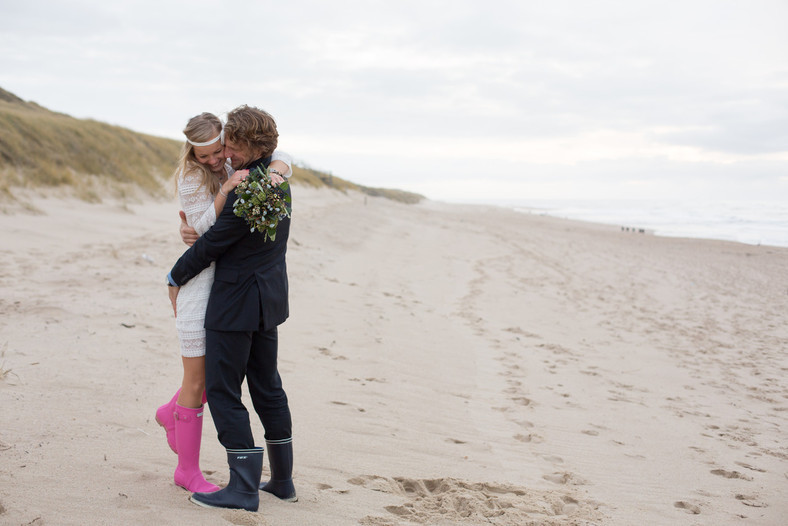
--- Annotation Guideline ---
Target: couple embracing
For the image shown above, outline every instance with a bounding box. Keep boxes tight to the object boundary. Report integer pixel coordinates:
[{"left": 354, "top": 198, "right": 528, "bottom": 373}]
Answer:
[{"left": 156, "top": 105, "right": 295, "bottom": 512}]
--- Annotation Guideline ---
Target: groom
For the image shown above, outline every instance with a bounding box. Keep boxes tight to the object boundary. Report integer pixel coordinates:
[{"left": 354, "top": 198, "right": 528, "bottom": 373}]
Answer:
[{"left": 166, "top": 105, "right": 296, "bottom": 512}]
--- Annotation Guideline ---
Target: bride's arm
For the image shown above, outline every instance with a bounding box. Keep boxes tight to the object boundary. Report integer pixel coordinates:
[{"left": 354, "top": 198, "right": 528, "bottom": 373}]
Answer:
[
  {"left": 178, "top": 173, "right": 248, "bottom": 247},
  {"left": 269, "top": 150, "right": 293, "bottom": 184},
  {"left": 211, "top": 169, "right": 249, "bottom": 217},
  {"left": 178, "top": 169, "right": 219, "bottom": 239}
]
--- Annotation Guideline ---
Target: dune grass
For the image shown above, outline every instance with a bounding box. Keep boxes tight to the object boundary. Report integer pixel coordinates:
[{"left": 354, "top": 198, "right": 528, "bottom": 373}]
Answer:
[
  {"left": 0, "top": 94, "right": 179, "bottom": 197},
  {"left": 0, "top": 87, "right": 423, "bottom": 205},
  {"left": 291, "top": 165, "right": 423, "bottom": 204}
]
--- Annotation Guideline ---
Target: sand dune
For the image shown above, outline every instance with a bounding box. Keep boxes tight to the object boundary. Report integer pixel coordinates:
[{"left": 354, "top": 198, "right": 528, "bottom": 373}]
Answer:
[{"left": 0, "top": 187, "right": 786, "bottom": 525}]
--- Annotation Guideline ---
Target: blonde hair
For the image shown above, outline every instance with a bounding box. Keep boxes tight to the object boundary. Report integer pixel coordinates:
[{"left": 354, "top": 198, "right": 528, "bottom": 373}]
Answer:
[
  {"left": 173, "top": 112, "right": 224, "bottom": 196},
  {"left": 224, "top": 105, "right": 278, "bottom": 159}
]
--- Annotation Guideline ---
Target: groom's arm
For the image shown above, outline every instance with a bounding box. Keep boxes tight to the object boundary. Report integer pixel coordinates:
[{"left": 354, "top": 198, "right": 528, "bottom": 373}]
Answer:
[{"left": 168, "top": 199, "right": 247, "bottom": 286}]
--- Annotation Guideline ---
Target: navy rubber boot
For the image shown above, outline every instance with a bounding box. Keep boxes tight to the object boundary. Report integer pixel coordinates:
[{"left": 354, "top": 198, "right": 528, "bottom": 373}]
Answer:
[
  {"left": 259, "top": 438, "right": 297, "bottom": 502},
  {"left": 191, "top": 447, "right": 263, "bottom": 512}
]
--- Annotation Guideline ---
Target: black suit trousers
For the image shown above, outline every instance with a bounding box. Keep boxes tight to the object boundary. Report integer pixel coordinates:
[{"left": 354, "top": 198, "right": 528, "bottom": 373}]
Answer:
[{"left": 205, "top": 326, "right": 292, "bottom": 449}]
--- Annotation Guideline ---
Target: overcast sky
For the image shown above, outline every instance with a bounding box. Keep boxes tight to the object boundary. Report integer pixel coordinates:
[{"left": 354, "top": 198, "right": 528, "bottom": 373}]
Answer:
[{"left": 1, "top": 0, "right": 786, "bottom": 203}]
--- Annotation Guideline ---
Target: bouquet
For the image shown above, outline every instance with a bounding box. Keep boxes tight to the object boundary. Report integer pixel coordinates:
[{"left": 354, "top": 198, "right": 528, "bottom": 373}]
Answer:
[{"left": 232, "top": 165, "right": 292, "bottom": 241}]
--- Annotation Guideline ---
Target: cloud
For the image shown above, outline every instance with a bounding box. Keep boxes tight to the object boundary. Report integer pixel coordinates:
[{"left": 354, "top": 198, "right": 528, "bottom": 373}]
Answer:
[{"left": 1, "top": 0, "right": 787, "bottom": 203}]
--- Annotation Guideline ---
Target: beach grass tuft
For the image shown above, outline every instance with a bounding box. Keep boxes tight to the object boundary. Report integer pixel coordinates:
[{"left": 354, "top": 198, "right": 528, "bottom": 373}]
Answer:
[{"left": 0, "top": 343, "right": 17, "bottom": 383}]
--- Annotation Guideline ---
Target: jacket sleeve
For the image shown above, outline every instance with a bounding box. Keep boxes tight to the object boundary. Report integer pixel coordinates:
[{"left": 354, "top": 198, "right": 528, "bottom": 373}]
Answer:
[{"left": 169, "top": 197, "right": 248, "bottom": 286}]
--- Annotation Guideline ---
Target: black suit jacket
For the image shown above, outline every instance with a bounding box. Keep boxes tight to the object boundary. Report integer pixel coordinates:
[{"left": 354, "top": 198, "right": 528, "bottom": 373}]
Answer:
[{"left": 170, "top": 157, "right": 290, "bottom": 332}]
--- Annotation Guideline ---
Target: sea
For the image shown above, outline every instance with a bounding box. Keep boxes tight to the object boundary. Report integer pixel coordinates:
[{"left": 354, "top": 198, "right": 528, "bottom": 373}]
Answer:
[{"left": 494, "top": 199, "right": 788, "bottom": 248}]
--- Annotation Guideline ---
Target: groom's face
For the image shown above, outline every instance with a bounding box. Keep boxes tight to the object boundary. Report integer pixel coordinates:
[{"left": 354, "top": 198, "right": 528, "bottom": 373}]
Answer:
[{"left": 224, "top": 137, "right": 259, "bottom": 170}]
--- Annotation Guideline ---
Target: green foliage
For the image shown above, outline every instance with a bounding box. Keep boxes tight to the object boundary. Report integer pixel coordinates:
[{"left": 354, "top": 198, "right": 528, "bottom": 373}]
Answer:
[{"left": 233, "top": 165, "right": 292, "bottom": 241}]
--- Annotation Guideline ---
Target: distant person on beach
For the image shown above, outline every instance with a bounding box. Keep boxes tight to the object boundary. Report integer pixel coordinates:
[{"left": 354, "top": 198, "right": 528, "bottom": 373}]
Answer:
[
  {"left": 155, "top": 111, "right": 292, "bottom": 497},
  {"left": 165, "top": 105, "right": 297, "bottom": 512}
]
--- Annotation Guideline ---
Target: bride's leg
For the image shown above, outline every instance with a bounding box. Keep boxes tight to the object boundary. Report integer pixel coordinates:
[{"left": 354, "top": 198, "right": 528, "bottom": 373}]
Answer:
[{"left": 178, "top": 356, "right": 207, "bottom": 408}]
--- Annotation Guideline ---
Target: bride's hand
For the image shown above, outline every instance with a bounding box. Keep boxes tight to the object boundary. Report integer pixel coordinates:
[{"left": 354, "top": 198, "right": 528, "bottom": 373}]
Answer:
[
  {"left": 220, "top": 170, "right": 249, "bottom": 196},
  {"left": 168, "top": 285, "right": 179, "bottom": 317},
  {"left": 229, "top": 170, "right": 249, "bottom": 189},
  {"left": 270, "top": 173, "right": 285, "bottom": 185}
]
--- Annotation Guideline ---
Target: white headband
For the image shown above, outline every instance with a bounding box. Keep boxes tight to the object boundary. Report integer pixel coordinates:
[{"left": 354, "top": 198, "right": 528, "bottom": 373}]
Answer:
[{"left": 187, "top": 129, "right": 224, "bottom": 147}]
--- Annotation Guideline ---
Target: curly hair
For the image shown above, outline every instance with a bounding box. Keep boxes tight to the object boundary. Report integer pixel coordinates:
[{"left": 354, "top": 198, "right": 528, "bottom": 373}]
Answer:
[{"left": 224, "top": 105, "right": 278, "bottom": 158}]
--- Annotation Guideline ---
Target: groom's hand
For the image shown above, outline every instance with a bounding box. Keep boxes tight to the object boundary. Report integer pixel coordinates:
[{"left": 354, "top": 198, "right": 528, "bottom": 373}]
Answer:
[
  {"left": 179, "top": 210, "right": 198, "bottom": 246},
  {"left": 168, "top": 285, "right": 180, "bottom": 317}
]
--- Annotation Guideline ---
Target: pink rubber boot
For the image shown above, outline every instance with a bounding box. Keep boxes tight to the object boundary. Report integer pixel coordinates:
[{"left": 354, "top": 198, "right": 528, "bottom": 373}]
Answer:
[
  {"left": 155, "top": 390, "right": 208, "bottom": 453},
  {"left": 173, "top": 404, "right": 220, "bottom": 493},
  {"left": 155, "top": 389, "right": 181, "bottom": 453}
]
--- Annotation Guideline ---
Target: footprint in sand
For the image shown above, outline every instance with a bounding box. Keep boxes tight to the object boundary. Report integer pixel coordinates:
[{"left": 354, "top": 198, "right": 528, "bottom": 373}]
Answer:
[
  {"left": 331, "top": 400, "right": 366, "bottom": 412},
  {"left": 736, "top": 494, "right": 768, "bottom": 508},
  {"left": 735, "top": 461, "right": 766, "bottom": 473},
  {"left": 511, "top": 396, "right": 532, "bottom": 406},
  {"left": 353, "top": 475, "right": 602, "bottom": 524},
  {"left": 559, "top": 495, "right": 580, "bottom": 514},
  {"left": 674, "top": 501, "right": 701, "bottom": 514},
  {"left": 221, "top": 509, "right": 269, "bottom": 525},
  {"left": 542, "top": 472, "right": 588, "bottom": 486},
  {"left": 543, "top": 472, "right": 570, "bottom": 484},
  {"left": 514, "top": 433, "right": 543, "bottom": 444},
  {"left": 316, "top": 482, "right": 349, "bottom": 495},
  {"left": 514, "top": 419, "right": 534, "bottom": 429},
  {"left": 503, "top": 326, "right": 540, "bottom": 339},
  {"left": 710, "top": 469, "right": 753, "bottom": 481}
]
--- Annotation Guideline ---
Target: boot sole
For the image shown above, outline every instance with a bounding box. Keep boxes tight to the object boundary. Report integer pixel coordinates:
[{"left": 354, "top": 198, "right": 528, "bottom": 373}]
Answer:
[
  {"left": 189, "top": 495, "right": 220, "bottom": 509},
  {"left": 189, "top": 495, "right": 258, "bottom": 512}
]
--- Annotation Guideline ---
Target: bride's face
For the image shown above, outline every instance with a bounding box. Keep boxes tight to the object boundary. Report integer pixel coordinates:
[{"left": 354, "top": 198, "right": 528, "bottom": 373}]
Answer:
[{"left": 193, "top": 142, "right": 226, "bottom": 174}]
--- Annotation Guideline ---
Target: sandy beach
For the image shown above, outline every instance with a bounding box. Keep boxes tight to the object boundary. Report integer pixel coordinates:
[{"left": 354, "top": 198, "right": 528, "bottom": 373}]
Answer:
[{"left": 1, "top": 186, "right": 786, "bottom": 525}]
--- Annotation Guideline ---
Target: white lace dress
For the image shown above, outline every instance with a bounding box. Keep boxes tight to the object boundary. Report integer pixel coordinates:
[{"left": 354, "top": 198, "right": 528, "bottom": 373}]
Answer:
[{"left": 175, "top": 151, "right": 292, "bottom": 357}]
